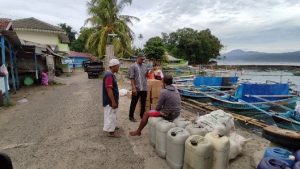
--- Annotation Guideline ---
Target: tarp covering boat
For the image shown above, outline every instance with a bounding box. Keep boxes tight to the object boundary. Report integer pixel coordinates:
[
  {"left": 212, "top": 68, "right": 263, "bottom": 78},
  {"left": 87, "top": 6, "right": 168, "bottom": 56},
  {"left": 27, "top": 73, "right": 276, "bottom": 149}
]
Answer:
[
  {"left": 234, "top": 83, "right": 290, "bottom": 102},
  {"left": 193, "top": 76, "right": 238, "bottom": 87}
]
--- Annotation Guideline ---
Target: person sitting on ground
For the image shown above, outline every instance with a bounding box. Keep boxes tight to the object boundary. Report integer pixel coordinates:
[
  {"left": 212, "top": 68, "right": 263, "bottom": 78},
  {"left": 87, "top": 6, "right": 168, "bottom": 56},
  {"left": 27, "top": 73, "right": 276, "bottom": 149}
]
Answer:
[{"left": 129, "top": 74, "right": 181, "bottom": 136}]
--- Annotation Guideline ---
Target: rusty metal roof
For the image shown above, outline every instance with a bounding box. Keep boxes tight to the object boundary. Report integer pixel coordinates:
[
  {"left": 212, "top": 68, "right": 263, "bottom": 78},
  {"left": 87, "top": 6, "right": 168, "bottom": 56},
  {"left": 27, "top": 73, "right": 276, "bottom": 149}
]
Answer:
[{"left": 0, "top": 18, "right": 12, "bottom": 31}]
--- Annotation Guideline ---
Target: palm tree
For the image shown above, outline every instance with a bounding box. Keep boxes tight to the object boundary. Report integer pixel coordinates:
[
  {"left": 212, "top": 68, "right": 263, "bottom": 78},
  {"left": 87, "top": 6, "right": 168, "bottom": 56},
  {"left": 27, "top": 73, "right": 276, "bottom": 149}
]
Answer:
[{"left": 85, "top": 0, "right": 139, "bottom": 58}]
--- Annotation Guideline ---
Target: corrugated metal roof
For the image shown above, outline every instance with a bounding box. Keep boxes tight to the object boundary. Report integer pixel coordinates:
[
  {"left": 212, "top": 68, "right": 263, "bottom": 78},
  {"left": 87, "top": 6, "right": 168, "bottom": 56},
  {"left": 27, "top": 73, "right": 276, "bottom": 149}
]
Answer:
[
  {"left": 13, "top": 17, "right": 64, "bottom": 33},
  {"left": 59, "top": 34, "right": 70, "bottom": 43},
  {"left": 164, "top": 54, "right": 182, "bottom": 61},
  {"left": 69, "top": 51, "right": 95, "bottom": 58}
]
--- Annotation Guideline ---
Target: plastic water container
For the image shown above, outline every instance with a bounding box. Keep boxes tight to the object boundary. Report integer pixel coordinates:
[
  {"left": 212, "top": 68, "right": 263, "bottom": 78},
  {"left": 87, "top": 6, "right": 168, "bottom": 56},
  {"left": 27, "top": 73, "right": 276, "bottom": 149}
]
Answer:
[
  {"left": 293, "top": 161, "right": 300, "bottom": 169},
  {"left": 155, "top": 120, "right": 176, "bottom": 158},
  {"left": 183, "top": 135, "right": 213, "bottom": 169},
  {"left": 148, "top": 117, "right": 163, "bottom": 147},
  {"left": 185, "top": 123, "right": 208, "bottom": 136},
  {"left": 166, "top": 127, "right": 190, "bottom": 169},
  {"left": 257, "top": 157, "right": 291, "bottom": 169},
  {"left": 173, "top": 117, "right": 191, "bottom": 128},
  {"left": 264, "top": 147, "right": 295, "bottom": 167},
  {"left": 295, "top": 150, "right": 300, "bottom": 162},
  {"left": 205, "top": 132, "right": 230, "bottom": 169}
]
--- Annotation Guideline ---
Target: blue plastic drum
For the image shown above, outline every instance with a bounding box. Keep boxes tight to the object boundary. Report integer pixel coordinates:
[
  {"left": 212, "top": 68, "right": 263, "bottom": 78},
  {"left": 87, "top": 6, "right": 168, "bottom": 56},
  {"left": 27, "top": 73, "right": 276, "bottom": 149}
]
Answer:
[
  {"left": 257, "top": 157, "right": 291, "bottom": 169},
  {"left": 295, "top": 150, "right": 300, "bottom": 162},
  {"left": 293, "top": 161, "right": 300, "bottom": 169},
  {"left": 264, "top": 147, "right": 295, "bottom": 167}
]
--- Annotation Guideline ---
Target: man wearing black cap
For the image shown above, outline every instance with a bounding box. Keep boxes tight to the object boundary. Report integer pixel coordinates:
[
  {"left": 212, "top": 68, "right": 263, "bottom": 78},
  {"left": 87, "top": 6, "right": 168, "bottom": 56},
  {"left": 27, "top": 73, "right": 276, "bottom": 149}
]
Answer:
[{"left": 128, "top": 53, "right": 148, "bottom": 122}]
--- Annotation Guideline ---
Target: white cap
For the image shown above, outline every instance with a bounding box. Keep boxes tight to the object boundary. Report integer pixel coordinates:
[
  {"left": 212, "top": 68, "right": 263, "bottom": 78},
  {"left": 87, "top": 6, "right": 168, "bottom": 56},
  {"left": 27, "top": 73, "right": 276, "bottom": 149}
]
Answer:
[{"left": 109, "top": 59, "right": 120, "bottom": 67}]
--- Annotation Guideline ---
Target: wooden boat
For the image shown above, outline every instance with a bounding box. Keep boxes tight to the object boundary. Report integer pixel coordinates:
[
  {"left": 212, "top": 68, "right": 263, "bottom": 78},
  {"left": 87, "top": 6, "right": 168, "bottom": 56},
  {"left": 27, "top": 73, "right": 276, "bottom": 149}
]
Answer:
[
  {"left": 176, "top": 76, "right": 238, "bottom": 99},
  {"left": 271, "top": 108, "right": 300, "bottom": 131},
  {"left": 209, "top": 83, "right": 298, "bottom": 111},
  {"left": 212, "top": 87, "right": 300, "bottom": 132},
  {"left": 293, "top": 71, "right": 300, "bottom": 76},
  {"left": 262, "top": 126, "right": 300, "bottom": 149},
  {"left": 211, "top": 95, "right": 297, "bottom": 111},
  {"left": 177, "top": 88, "right": 228, "bottom": 99}
]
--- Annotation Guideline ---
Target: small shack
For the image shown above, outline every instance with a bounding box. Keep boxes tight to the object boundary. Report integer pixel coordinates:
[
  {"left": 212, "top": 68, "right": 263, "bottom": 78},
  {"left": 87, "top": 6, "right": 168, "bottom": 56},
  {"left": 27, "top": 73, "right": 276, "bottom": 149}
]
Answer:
[
  {"left": 66, "top": 51, "right": 94, "bottom": 68},
  {"left": 0, "top": 18, "right": 21, "bottom": 103}
]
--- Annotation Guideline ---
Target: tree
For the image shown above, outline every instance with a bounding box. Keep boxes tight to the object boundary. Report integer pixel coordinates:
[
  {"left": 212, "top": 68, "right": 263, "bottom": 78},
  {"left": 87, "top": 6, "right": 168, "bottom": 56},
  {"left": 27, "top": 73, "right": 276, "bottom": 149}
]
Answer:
[
  {"left": 132, "top": 47, "right": 144, "bottom": 56},
  {"left": 161, "top": 28, "right": 223, "bottom": 64},
  {"left": 85, "top": 0, "right": 139, "bottom": 58},
  {"left": 58, "top": 23, "right": 77, "bottom": 43},
  {"left": 70, "top": 27, "right": 95, "bottom": 52},
  {"left": 144, "top": 37, "right": 165, "bottom": 60}
]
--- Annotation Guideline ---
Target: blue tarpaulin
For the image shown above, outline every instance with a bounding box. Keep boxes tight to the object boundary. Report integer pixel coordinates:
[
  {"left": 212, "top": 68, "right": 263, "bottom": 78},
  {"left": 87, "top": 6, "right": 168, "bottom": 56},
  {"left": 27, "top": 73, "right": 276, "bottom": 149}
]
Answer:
[
  {"left": 193, "top": 76, "right": 238, "bottom": 87},
  {"left": 235, "top": 83, "right": 290, "bottom": 102},
  {"left": 193, "top": 76, "right": 223, "bottom": 87}
]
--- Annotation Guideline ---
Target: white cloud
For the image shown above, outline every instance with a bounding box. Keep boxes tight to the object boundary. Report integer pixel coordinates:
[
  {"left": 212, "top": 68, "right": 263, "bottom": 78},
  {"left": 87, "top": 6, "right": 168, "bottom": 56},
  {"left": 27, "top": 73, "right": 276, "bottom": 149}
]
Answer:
[{"left": 1, "top": 0, "right": 300, "bottom": 52}]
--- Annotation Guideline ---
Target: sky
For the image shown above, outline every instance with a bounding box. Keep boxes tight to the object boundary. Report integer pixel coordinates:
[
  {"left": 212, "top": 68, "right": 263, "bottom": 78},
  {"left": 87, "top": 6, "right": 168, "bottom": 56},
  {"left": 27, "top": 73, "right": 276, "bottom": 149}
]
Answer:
[{"left": 1, "top": 0, "right": 300, "bottom": 53}]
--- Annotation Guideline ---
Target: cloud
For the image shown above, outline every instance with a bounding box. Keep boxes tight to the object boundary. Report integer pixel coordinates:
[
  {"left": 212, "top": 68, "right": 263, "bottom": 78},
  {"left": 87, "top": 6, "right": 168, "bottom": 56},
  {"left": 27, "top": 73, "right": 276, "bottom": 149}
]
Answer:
[{"left": 1, "top": 0, "right": 300, "bottom": 52}]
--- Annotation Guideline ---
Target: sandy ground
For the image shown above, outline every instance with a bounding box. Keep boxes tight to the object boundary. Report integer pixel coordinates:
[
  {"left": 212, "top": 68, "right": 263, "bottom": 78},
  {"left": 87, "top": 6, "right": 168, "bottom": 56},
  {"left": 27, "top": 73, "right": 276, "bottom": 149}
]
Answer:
[{"left": 0, "top": 71, "right": 270, "bottom": 169}]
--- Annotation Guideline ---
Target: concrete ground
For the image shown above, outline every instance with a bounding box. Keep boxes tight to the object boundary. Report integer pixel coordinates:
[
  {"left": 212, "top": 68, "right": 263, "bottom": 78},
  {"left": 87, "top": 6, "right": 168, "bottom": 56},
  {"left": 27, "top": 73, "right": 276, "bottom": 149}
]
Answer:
[{"left": 0, "top": 71, "right": 270, "bottom": 169}]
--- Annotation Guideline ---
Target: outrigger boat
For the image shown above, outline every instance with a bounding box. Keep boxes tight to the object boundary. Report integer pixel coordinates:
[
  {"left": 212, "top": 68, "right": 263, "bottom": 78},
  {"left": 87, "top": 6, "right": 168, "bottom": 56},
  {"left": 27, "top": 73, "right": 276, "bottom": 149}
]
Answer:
[
  {"left": 176, "top": 76, "right": 238, "bottom": 99},
  {"left": 209, "top": 83, "right": 298, "bottom": 111},
  {"left": 261, "top": 103, "right": 300, "bottom": 148}
]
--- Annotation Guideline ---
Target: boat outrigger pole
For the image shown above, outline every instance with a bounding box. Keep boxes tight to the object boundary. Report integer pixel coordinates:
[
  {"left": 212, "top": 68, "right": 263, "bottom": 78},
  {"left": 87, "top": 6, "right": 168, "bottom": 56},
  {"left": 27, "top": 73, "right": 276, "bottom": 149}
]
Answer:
[{"left": 246, "top": 95, "right": 296, "bottom": 112}]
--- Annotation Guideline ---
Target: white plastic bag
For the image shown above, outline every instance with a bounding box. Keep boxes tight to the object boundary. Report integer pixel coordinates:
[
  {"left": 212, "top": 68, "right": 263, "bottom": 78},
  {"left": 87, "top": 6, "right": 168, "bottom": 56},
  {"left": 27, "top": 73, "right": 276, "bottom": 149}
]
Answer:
[
  {"left": 196, "top": 109, "right": 235, "bottom": 136},
  {"left": 0, "top": 64, "right": 8, "bottom": 76},
  {"left": 119, "top": 89, "right": 128, "bottom": 96},
  {"left": 229, "top": 132, "right": 250, "bottom": 160}
]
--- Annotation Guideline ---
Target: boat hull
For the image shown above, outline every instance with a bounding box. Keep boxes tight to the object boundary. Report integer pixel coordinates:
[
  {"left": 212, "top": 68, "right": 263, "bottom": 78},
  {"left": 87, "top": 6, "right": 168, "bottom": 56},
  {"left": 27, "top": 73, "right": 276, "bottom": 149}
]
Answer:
[
  {"left": 211, "top": 96, "right": 297, "bottom": 111},
  {"left": 262, "top": 126, "right": 300, "bottom": 149}
]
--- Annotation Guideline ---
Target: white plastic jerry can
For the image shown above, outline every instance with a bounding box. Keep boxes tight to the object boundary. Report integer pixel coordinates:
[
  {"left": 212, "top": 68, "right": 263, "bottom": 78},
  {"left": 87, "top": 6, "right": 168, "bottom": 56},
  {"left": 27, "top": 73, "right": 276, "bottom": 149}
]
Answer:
[
  {"left": 205, "top": 132, "right": 230, "bottom": 169},
  {"left": 183, "top": 135, "right": 213, "bottom": 169},
  {"left": 148, "top": 117, "right": 164, "bottom": 147},
  {"left": 155, "top": 120, "right": 176, "bottom": 158},
  {"left": 185, "top": 123, "right": 208, "bottom": 136},
  {"left": 166, "top": 127, "right": 190, "bottom": 169},
  {"left": 173, "top": 117, "right": 191, "bottom": 128}
]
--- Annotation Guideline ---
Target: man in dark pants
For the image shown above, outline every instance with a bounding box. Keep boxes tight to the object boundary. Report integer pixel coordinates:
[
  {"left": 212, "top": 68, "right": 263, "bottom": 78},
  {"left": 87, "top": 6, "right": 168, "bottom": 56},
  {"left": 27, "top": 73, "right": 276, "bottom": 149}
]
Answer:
[
  {"left": 128, "top": 53, "right": 148, "bottom": 122},
  {"left": 0, "top": 153, "right": 13, "bottom": 169}
]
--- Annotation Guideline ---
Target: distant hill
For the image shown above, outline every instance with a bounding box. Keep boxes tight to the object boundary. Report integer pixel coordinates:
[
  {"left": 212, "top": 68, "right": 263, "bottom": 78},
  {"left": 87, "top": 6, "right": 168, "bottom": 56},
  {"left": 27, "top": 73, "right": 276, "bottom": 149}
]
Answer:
[{"left": 218, "top": 49, "right": 300, "bottom": 65}]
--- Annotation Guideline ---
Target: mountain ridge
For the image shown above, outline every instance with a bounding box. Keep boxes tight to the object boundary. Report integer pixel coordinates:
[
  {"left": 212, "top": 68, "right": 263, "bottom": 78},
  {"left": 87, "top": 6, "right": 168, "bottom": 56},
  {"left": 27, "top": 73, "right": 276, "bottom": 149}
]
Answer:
[{"left": 220, "top": 49, "right": 300, "bottom": 62}]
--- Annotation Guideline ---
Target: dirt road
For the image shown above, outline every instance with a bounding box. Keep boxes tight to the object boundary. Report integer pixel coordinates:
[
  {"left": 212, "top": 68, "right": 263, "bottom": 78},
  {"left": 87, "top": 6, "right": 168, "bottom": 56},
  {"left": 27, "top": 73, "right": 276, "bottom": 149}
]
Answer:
[
  {"left": 0, "top": 72, "right": 270, "bottom": 169},
  {"left": 0, "top": 72, "right": 146, "bottom": 169}
]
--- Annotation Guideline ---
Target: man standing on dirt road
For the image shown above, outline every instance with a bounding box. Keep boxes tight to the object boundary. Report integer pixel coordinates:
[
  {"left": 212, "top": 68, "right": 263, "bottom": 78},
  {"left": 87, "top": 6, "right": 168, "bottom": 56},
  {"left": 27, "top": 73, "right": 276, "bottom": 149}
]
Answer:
[
  {"left": 102, "top": 59, "right": 120, "bottom": 137},
  {"left": 128, "top": 53, "right": 148, "bottom": 122}
]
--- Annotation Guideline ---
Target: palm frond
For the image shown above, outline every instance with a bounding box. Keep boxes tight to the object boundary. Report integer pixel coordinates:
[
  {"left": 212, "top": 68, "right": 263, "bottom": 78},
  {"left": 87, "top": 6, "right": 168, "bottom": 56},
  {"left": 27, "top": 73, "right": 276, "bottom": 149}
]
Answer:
[
  {"left": 119, "top": 15, "right": 140, "bottom": 22},
  {"left": 117, "top": 0, "right": 132, "bottom": 11}
]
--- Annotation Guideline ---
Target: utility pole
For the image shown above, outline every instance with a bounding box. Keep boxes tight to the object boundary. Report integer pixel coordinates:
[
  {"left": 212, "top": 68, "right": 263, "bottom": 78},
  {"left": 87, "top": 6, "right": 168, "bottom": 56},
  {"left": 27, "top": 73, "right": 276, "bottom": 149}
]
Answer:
[{"left": 105, "top": 34, "right": 117, "bottom": 70}]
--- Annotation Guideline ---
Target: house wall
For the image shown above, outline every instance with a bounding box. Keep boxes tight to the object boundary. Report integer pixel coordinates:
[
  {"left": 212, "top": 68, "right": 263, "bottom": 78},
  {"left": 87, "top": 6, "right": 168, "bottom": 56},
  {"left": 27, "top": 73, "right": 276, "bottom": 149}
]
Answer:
[
  {"left": 70, "top": 57, "right": 89, "bottom": 68},
  {"left": 15, "top": 30, "right": 59, "bottom": 45},
  {"left": 57, "top": 43, "right": 70, "bottom": 53}
]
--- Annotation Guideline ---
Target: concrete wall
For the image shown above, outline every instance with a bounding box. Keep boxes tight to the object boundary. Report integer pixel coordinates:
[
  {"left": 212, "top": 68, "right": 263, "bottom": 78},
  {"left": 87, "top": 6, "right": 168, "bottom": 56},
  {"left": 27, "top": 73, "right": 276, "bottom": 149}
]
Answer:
[
  {"left": 15, "top": 30, "right": 59, "bottom": 45},
  {"left": 57, "top": 43, "right": 70, "bottom": 53}
]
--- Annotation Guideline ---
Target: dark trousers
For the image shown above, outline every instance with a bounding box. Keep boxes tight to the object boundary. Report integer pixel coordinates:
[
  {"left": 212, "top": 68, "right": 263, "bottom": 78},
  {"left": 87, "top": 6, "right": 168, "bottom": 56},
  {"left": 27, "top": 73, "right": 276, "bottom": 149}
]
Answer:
[{"left": 129, "top": 91, "right": 147, "bottom": 119}]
